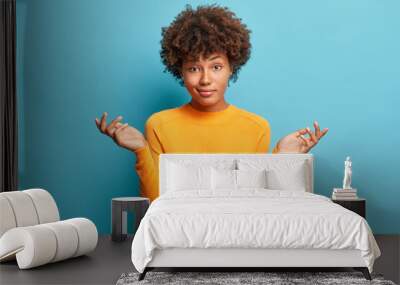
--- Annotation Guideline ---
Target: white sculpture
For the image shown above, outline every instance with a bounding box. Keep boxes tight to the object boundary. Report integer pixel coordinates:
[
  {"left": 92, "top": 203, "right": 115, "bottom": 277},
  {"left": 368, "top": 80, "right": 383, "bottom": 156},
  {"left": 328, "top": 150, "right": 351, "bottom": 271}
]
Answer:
[{"left": 342, "top": 156, "right": 352, "bottom": 189}]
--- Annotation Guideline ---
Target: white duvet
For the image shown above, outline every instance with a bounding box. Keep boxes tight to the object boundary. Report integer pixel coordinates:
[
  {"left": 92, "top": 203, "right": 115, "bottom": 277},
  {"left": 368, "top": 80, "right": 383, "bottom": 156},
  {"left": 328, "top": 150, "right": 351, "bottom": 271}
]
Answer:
[{"left": 131, "top": 189, "right": 380, "bottom": 273}]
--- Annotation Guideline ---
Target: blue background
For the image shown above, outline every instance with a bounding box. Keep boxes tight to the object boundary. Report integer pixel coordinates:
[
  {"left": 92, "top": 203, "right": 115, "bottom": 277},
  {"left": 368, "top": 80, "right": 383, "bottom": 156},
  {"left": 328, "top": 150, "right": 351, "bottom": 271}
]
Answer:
[{"left": 16, "top": 0, "right": 400, "bottom": 234}]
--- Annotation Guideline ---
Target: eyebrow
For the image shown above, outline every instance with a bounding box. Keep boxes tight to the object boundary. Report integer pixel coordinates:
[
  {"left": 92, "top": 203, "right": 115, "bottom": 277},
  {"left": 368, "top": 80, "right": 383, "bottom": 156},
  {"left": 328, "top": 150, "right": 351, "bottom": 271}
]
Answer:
[
  {"left": 207, "top": 55, "right": 222, "bottom": 61},
  {"left": 187, "top": 55, "right": 222, "bottom": 64}
]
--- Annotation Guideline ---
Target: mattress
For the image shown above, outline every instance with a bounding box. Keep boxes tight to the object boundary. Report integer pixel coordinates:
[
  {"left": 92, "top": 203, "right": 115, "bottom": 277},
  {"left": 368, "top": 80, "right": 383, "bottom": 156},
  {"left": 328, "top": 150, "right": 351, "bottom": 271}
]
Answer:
[{"left": 131, "top": 189, "right": 381, "bottom": 273}]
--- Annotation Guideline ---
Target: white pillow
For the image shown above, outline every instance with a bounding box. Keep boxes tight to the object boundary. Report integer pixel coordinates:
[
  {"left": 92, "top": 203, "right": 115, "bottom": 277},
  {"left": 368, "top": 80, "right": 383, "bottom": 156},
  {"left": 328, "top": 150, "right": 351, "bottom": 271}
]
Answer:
[
  {"left": 266, "top": 168, "right": 307, "bottom": 191},
  {"left": 237, "top": 169, "right": 268, "bottom": 188},
  {"left": 167, "top": 162, "right": 212, "bottom": 191},
  {"left": 237, "top": 159, "right": 309, "bottom": 191},
  {"left": 211, "top": 168, "right": 268, "bottom": 190},
  {"left": 211, "top": 168, "right": 237, "bottom": 190},
  {"left": 166, "top": 159, "right": 236, "bottom": 170}
]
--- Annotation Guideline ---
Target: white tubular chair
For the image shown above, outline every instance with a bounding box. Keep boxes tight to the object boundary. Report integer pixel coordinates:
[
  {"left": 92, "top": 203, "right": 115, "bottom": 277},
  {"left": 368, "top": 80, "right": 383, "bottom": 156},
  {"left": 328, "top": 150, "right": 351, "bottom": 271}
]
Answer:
[{"left": 0, "top": 189, "right": 98, "bottom": 269}]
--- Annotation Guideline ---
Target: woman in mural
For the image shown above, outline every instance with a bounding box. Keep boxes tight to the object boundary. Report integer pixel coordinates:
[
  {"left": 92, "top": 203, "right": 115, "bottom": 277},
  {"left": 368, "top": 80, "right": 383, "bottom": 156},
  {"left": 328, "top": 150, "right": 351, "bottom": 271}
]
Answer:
[{"left": 95, "top": 4, "right": 328, "bottom": 202}]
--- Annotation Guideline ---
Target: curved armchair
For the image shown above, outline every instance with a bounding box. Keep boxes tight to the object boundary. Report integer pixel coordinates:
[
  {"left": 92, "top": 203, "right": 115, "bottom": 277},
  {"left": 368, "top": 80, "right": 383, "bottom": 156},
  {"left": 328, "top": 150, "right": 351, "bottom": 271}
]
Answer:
[{"left": 0, "top": 189, "right": 98, "bottom": 269}]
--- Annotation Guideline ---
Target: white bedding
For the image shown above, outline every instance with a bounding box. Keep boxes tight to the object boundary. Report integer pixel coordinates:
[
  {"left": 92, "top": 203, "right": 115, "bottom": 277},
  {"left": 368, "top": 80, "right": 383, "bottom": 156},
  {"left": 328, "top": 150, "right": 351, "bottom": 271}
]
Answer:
[{"left": 131, "top": 189, "right": 380, "bottom": 273}]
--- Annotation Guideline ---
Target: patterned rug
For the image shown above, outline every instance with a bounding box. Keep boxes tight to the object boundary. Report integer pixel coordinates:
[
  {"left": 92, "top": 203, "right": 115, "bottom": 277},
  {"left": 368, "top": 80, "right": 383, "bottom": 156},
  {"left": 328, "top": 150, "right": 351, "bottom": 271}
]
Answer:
[{"left": 116, "top": 271, "right": 396, "bottom": 285}]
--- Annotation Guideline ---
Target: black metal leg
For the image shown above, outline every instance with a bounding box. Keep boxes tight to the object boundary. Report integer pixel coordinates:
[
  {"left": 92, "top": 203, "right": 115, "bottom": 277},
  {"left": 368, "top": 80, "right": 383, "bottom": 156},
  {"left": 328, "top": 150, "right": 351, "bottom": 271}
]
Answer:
[
  {"left": 354, "top": 267, "right": 372, "bottom": 280},
  {"left": 362, "top": 268, "right": 372, "bottom": 280},
  {"left": 138, "top": 267, "right": 148, "bottom": 281}
]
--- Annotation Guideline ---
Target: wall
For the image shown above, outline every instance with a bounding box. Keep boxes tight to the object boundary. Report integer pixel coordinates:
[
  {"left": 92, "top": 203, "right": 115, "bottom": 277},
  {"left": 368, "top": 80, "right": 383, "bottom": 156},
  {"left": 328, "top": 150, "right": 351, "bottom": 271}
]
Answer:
[{"left": 17, "top": 0, "right": 400, "bottom": 234}]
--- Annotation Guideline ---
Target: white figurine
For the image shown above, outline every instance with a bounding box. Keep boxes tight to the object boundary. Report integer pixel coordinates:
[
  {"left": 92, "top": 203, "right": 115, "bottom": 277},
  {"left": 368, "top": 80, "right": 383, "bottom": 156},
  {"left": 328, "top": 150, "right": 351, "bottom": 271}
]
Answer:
[{"left": 342, "top": 156, "right": 352, "bottom": 189}]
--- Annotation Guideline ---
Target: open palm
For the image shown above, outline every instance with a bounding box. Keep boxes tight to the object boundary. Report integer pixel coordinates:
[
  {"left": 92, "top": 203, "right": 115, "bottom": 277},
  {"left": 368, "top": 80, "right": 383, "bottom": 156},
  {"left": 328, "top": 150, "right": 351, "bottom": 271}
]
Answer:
[
  {"left": 95, "top": 112, "right": 146, "bottom": 152},
  {"left": 276, "top": 121, "right": 328, "bottom": 153}
]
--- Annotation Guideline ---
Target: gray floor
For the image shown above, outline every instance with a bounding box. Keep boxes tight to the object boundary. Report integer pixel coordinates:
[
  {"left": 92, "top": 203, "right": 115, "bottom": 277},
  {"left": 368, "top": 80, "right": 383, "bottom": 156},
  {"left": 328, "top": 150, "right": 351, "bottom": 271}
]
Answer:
[{"left": 0, "top": 235, "right": 399, "bottom": 285}]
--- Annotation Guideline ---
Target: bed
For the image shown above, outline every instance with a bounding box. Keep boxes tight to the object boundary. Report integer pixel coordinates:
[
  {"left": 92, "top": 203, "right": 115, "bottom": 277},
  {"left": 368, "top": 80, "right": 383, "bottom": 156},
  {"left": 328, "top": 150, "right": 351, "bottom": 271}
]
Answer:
[{"left": 131, "top": 153, "right": 381, "bottom": 281}]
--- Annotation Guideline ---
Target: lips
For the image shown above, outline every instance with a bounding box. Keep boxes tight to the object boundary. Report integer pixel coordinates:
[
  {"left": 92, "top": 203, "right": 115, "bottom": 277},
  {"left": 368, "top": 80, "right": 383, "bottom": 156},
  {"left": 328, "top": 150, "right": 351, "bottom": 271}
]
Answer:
[{"left": 197, "top": 89, "right": 215, "bottom": 97}]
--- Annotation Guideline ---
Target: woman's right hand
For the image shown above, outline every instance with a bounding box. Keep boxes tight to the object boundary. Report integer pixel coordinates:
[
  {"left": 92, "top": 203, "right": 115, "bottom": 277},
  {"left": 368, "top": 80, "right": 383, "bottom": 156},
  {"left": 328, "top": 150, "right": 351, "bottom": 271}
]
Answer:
[{"left": 95, "top": 112, "right": 147, "bottom": 152}]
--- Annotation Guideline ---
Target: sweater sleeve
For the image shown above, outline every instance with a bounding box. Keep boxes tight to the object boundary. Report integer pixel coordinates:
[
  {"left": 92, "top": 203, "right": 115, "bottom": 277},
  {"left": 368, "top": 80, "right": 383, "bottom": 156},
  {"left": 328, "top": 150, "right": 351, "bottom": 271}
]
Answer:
[
  {"left": 133, "top": 116, "right": 163, "bottom": 202},
  {"left": 256, "top": 119, "right": 271, "bottom": 153},
  {"left": 256, "top": 119, "right": 279, "bottom": 154}
]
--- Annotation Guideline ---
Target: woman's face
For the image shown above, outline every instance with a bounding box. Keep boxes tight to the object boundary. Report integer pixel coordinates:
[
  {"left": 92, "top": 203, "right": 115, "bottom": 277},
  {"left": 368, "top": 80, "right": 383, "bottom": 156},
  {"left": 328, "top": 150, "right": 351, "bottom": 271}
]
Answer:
[{"left": 181, "top": 52, "right": 232, "bottom": 111}]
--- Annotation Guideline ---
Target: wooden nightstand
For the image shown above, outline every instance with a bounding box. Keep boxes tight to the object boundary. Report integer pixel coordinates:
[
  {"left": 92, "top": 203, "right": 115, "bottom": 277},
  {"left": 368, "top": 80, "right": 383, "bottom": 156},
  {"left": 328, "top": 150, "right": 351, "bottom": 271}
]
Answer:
[{"left": 332, "top": 198, "right": 366, "bottom": 218}]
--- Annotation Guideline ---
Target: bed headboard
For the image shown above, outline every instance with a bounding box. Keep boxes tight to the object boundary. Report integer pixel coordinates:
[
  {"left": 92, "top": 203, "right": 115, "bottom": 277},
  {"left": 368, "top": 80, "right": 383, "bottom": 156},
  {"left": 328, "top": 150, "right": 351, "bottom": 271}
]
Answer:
[{"left": 159, "top": 153, "right": 314, "bottom": 195}]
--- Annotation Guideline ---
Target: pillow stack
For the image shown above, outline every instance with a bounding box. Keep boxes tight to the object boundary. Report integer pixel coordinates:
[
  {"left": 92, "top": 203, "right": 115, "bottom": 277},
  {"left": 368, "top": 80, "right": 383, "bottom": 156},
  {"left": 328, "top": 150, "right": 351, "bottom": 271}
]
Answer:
[
  {"left": 237, "top": 158, "right": 309, "bottom": 192},
  {"left": 165, "top": 159, "right": 235, "bottom": 192},
  {"left": 165, "top": 158, "right": 310, "bottom": 192}
]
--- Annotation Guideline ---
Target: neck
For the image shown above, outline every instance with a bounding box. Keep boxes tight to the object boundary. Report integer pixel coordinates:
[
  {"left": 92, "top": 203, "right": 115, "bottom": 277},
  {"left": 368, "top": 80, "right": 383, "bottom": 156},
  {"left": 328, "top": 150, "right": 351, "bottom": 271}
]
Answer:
[{"left": 189, "top": 100, "right": 230, "bottom": 112}]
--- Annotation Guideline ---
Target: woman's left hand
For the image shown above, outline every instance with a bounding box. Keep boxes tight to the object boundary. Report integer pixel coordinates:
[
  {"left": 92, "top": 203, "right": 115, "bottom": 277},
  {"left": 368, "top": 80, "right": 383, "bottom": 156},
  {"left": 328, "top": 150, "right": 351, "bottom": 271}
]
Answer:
[{"left": 275, "top": 121, "right": 328, "bottom": 153}]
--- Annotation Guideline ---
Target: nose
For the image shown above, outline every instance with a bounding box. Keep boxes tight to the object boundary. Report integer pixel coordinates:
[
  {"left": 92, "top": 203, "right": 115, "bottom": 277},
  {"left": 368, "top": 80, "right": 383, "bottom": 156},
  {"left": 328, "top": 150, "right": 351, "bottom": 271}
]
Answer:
[{"left": 199, "top": 69, "right": 211, "bottom": 86}]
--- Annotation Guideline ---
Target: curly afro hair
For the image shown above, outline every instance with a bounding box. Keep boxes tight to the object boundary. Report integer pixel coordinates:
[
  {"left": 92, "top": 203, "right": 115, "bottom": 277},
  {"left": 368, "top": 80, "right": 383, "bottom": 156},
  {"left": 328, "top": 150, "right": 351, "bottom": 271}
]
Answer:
[{"left": 160, "top": 4, "right": 252, "bottom": 85}]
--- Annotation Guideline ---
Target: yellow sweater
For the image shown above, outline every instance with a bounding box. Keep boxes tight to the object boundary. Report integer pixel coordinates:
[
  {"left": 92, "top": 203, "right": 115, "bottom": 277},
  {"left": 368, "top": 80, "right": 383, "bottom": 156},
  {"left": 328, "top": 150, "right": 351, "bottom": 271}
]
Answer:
[{"left": 134, "top": 103, "right": 277, "bottom": 201}]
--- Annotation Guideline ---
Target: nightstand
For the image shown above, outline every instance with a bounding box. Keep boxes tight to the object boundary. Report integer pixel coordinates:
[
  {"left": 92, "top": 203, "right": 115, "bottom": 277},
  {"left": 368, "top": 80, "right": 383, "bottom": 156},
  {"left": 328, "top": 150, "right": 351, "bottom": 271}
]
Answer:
[
  {"left": 111, "top": 197, "right": 150, "bottom": 242},
  {"left": 332, "top": 198, "right": 366, "bottom": 218}
]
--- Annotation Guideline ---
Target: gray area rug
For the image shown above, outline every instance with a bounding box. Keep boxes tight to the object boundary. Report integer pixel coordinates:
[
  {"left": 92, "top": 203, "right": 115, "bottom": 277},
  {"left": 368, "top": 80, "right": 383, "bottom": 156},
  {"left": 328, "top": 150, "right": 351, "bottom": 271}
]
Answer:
[{"left": 116, "top": 271, "right": 396, "bottom": 285}]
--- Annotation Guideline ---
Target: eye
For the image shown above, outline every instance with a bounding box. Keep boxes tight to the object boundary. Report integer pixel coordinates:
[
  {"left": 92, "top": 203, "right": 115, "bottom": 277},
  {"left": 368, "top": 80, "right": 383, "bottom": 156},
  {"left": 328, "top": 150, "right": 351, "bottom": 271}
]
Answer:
[
  {"left": 213, "top": 64, "right": 223, "bottom": 71},
  {"left": 187, "top": 66, "right": 200, "bottom": 72}
]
